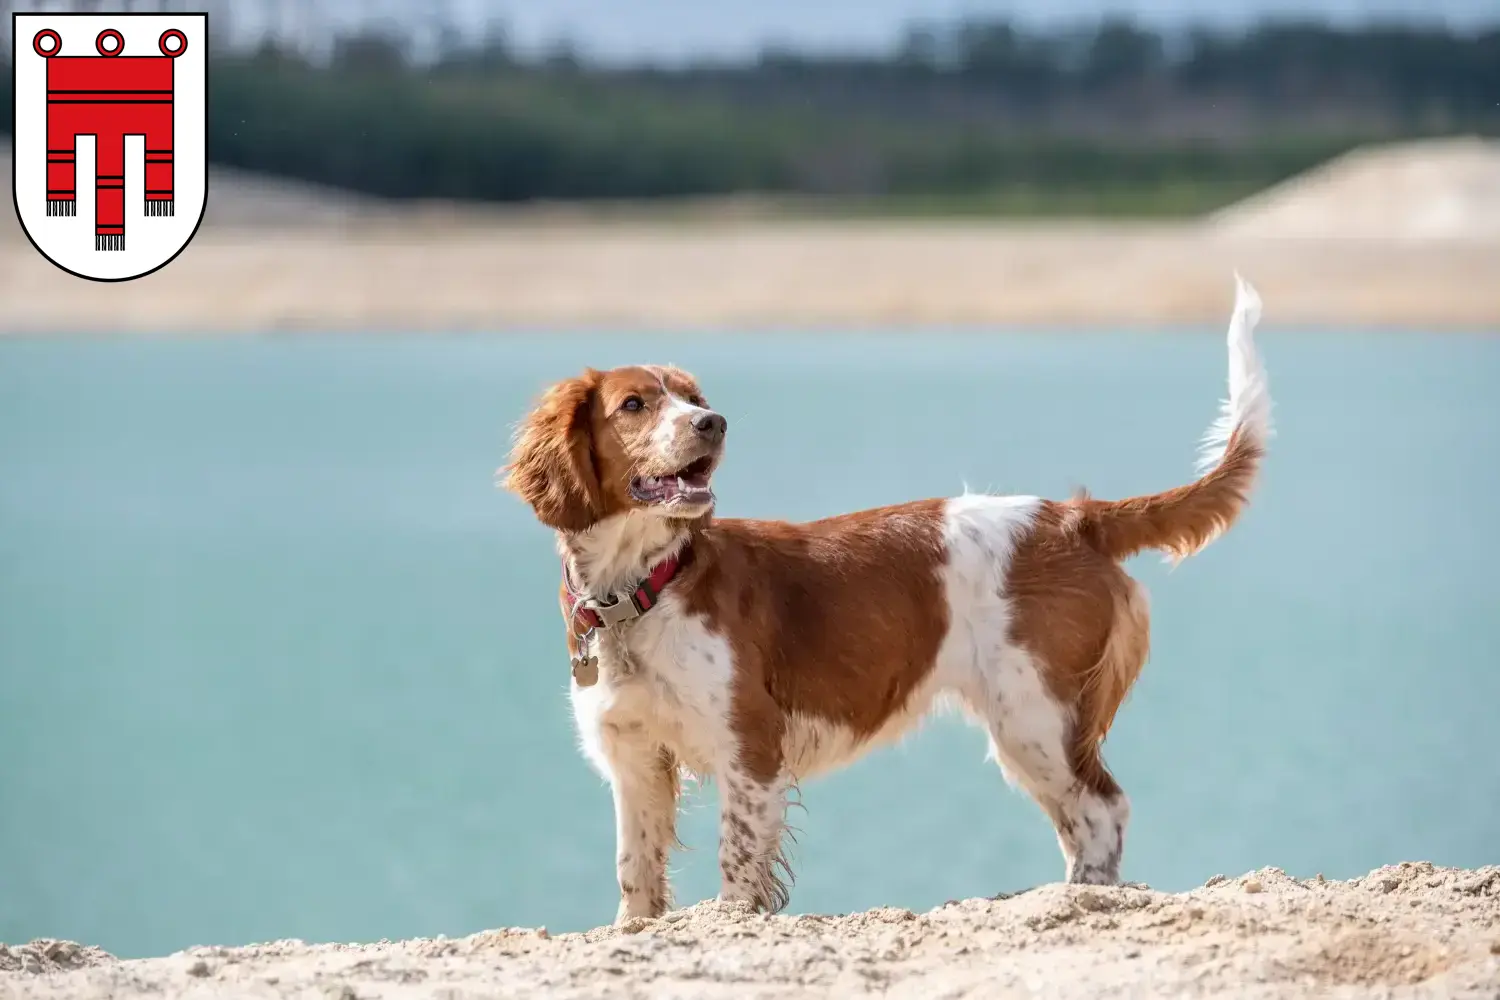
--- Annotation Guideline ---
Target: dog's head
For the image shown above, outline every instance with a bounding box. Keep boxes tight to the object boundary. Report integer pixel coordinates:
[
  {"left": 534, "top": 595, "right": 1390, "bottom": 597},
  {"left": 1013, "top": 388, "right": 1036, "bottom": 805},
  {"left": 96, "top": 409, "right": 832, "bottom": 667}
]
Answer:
[{"left": 504, "top": 365, "right": 727, "bottom": 534}]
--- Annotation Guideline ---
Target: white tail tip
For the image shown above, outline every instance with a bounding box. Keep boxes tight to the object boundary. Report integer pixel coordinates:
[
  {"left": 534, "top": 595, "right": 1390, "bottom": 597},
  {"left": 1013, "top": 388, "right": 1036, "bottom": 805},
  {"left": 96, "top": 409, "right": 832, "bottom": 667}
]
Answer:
[
  {"left": 1196, "top": 272, "right": 1272, "bottom": 476},
  {"left": 1231, "top": 271, "right": 1263, "bottom": 340}
]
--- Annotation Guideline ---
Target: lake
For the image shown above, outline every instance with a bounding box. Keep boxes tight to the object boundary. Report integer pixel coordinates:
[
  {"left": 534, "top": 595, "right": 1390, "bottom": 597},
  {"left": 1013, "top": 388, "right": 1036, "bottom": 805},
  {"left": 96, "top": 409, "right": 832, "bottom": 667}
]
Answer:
[{"left": 1, "top": 329, "right": 1496, "bottom": 959}]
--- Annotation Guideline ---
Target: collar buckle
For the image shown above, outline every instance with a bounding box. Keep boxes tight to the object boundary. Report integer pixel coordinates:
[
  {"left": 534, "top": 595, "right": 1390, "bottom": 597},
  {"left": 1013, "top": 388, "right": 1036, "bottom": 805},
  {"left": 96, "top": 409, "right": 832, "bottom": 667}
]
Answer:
[
  {"left": 564, "top": 548, "right": 686, "bottom": 633},
  {"left": 580, "top": 592, "right": 644, "bottom": 629}
]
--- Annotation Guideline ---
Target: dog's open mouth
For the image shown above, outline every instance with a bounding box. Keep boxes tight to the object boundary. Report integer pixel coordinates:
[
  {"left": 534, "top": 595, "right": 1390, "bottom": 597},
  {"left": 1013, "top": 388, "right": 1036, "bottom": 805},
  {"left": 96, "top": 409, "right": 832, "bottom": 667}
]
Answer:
[{"left": 630, "top": 456, "right": 715, "bottom": 507}]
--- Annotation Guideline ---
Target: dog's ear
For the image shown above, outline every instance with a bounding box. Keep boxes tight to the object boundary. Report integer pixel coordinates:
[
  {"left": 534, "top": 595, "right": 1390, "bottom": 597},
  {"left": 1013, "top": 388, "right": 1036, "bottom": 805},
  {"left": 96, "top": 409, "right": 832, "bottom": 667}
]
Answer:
[{"left": 504, "top": 371, "right": 604, "bottom": 533}]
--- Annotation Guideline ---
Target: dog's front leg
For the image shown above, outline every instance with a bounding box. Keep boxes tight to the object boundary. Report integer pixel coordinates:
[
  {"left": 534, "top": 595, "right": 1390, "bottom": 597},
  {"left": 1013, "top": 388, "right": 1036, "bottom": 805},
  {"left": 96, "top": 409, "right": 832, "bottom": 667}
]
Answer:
[
  {"left": 717, "top": 750, "right": 793, "bottom": 913},
  {"left": 601, "top": 730, "right": 680, "bottom": 924}
]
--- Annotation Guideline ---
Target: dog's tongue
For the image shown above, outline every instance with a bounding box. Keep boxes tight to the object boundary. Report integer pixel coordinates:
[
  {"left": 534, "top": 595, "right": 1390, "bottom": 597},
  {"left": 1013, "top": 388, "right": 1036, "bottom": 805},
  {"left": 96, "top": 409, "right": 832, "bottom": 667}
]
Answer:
[{"left": 637, "top": 474, "right": 712, "bottom": 504}]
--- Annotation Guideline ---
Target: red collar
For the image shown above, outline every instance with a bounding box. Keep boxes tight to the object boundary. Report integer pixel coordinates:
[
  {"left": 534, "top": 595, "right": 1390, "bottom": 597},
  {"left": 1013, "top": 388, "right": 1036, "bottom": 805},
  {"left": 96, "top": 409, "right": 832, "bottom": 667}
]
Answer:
[{"left": 564, "top": 549, "right": 686, "bottom": 633}]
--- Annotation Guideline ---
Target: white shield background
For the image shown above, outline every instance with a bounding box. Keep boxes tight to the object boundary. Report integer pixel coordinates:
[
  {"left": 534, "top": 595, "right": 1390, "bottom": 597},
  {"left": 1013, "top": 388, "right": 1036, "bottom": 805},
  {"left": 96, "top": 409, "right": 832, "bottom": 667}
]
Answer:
[{"left": 12, "top": 13, "right": 207, "bottom": 282}]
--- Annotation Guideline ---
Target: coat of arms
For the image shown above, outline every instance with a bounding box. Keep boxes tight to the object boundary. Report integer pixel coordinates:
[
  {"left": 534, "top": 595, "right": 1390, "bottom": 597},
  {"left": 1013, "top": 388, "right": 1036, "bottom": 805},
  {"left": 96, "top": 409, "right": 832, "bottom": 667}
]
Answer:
[{"left": 10, "top": 12, "right": 207, "bottom": 281}]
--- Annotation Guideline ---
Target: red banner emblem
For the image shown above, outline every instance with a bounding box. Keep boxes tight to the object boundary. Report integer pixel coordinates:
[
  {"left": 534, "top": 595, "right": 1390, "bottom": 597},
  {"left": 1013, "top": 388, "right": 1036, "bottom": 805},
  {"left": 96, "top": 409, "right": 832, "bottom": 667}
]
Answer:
[{"left": 11, "top": 13, "right": 207, "bottom": 282}]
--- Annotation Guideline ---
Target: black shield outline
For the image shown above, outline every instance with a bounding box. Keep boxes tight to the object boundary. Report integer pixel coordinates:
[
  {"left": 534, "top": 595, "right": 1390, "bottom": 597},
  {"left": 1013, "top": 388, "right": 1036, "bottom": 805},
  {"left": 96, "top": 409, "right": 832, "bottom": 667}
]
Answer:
[{"left": 9, "top": 10, "right": 210, "bottom": 283}]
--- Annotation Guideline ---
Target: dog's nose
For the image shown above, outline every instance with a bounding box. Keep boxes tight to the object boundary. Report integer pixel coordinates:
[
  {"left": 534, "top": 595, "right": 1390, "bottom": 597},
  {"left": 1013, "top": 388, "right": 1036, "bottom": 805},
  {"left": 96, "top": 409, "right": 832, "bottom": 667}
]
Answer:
[{"left": 692, "top": 411, "right": 727, "bottom": 442}]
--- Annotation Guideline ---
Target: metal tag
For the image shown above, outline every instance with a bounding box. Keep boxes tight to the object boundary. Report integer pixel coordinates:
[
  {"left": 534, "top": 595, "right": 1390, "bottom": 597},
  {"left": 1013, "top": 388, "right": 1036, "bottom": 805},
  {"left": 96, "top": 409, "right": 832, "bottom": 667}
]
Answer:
[{"left": 570, "top": 630, "right": 599, "bottom": 687}]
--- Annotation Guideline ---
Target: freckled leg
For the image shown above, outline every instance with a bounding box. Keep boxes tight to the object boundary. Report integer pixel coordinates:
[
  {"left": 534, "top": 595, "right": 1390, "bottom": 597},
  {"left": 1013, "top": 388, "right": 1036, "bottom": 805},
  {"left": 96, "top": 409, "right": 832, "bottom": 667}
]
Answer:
[
  {"left": 972, "top": 683, "right": 1130, "bottom": 886},
  {"left": 1049, "top": 754, "right": 1130, "bottom": 886},
  {"left": 601, "top": 732, "right": 679, "bottom": 923},
  {"left": 717, "top": 764, "right": 793, "bottom": 913}
]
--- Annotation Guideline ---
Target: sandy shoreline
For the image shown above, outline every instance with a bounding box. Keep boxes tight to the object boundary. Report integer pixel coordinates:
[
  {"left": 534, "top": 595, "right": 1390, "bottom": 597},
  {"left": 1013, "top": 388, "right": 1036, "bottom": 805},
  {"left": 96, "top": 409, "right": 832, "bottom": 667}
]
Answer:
[
  {"left": 4, "top": 863, "right": 1497, "bottom": 999},
  {"left": 2, "top": 217, "right": 1498, "bottom": 333},
  {"left": 3, "top": 136, "right": 1498, "bottom": 333}
]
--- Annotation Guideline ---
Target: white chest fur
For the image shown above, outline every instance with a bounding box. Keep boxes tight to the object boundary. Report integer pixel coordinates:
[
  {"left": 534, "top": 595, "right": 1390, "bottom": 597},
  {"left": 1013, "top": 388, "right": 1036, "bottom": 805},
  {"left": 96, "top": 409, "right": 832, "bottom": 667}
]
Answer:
[{"left": 568, "top": 595, "right": 735, "bottom": 780}]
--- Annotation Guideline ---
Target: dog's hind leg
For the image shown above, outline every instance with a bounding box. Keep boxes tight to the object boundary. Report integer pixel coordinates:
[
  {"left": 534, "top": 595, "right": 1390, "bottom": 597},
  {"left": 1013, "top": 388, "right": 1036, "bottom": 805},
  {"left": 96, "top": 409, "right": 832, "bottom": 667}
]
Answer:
[{"left": 967, "top": 647, "right": 1133, "bottom": 886}]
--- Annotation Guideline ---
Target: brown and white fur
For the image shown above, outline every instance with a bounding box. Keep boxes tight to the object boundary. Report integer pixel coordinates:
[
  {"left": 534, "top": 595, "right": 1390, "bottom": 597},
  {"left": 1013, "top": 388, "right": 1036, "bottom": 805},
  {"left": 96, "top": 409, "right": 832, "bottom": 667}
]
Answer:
[{"left": 504, "top": 276, "right": 1270, "bottom": 924}]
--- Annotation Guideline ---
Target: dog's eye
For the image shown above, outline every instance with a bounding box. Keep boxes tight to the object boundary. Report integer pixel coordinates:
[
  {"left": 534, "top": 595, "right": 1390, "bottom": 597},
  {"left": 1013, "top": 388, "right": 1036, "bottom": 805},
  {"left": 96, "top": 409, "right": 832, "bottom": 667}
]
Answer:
[
  {"left": 687, "top": 394, "right": 705, "bottom": 407},
  {"left": 621, "top": 396, "right": 644, "bottom": 413}
]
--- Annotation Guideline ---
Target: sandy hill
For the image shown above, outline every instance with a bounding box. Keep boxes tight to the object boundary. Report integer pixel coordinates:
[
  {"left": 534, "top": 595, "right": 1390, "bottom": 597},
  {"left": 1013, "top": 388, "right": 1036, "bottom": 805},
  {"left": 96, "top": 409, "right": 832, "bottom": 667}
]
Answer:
[
  {"left": 1209, "top": 135, "right": 1500, "bottom": 240},
  {"left": 2, "top": 863, "right": 1498, "bottom": 998}
]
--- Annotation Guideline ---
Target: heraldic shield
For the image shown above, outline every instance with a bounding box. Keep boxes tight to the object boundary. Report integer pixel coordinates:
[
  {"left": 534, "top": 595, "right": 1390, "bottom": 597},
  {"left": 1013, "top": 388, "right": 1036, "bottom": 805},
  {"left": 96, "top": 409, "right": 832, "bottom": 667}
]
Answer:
[{"left": 11, "top": 12, "right": 208, "bottom": 282}]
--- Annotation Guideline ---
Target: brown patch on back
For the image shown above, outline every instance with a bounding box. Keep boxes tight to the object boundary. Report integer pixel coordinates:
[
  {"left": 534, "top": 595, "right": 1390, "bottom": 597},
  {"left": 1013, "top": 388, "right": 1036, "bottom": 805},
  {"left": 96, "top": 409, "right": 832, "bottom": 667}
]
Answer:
[
  {"left": 1005, "top": 500, "right": 1152, "bottom": 798},
  {"left": 679, "top": 500, "right": 951, "bottom": 784}
]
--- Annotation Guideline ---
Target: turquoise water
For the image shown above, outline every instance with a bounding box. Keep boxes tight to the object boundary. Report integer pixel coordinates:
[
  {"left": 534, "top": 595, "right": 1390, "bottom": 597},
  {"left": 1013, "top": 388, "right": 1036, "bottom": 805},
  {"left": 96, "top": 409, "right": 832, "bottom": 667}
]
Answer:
[{"left": 1, "top": 330, "right": 1496, "bottom": 959}]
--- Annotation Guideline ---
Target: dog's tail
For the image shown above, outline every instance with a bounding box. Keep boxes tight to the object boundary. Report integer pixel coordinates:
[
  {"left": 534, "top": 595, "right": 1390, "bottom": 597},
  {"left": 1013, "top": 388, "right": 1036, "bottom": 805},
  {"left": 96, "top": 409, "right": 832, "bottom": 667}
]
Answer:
[{"left": 1073, "top": 273, "right": 1271, "bottom": 564}]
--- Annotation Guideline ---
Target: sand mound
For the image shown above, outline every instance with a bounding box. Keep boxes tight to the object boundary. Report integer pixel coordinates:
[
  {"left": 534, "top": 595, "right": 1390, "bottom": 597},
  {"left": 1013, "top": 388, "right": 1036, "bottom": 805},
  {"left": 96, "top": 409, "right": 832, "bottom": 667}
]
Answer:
[
  {"left": 0, "top": 940, "right": 114, "bottom": 975},
  {"left": 1209, "top": 135, "right": 1500, "bottom": 240},
  {"left": 4, "top": 863, "right": 1498, "bottom": 999}
]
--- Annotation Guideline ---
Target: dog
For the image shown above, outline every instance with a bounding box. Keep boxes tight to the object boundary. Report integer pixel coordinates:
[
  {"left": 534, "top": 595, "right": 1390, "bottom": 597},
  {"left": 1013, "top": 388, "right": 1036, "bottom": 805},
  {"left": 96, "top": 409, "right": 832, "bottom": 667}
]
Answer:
[{"left": 504, "top": 275, "right": 1269, "bottom": 924}]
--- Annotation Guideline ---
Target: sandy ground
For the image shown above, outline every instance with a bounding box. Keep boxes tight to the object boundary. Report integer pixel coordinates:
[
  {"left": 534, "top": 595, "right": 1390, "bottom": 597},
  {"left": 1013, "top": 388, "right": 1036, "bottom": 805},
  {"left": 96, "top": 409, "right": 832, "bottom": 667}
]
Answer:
[
  {"left": 2, "top": 218, "right": 1497, "bottom": 333},
  {"left": 3, "top": 137, "right": 1498, "bottom": 333},
  {"left": 3, "top": 863, "right": 1497, "bottom": 999}
]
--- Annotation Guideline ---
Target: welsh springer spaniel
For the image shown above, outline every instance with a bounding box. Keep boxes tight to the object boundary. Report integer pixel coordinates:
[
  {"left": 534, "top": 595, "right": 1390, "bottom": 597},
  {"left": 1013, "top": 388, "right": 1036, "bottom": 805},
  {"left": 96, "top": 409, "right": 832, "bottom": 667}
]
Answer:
[{"left": 505, "top": 276, "right": 1270, "bottom": 925}]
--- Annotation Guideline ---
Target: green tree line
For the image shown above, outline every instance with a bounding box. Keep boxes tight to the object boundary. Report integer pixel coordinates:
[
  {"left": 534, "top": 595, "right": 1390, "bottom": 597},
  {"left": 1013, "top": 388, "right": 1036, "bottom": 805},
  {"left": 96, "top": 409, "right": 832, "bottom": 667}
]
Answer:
[{"left": 4, "top": 17, "right": 1496, "bottom": 213}]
